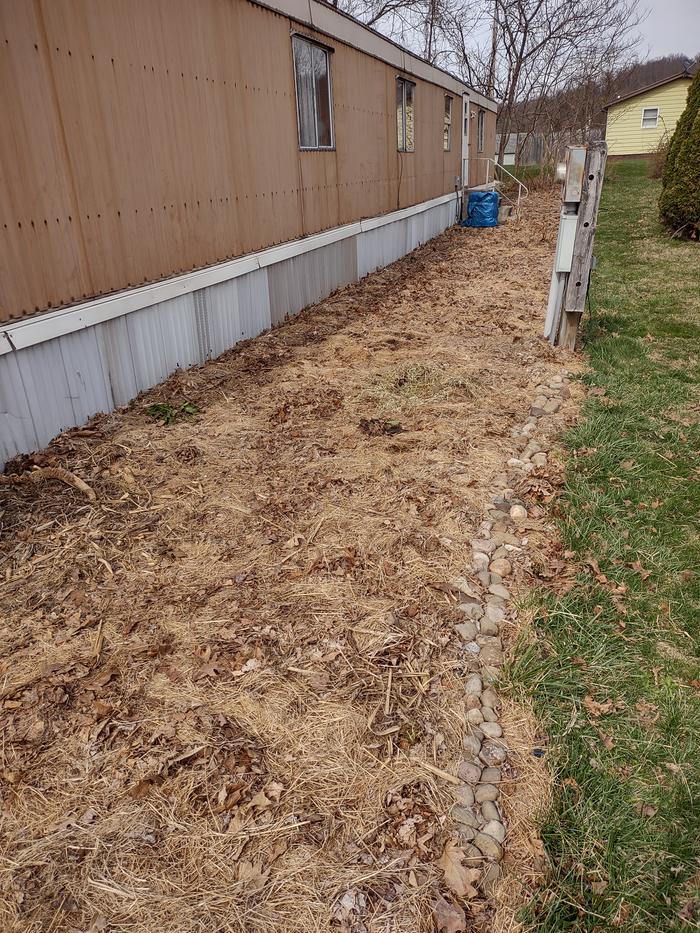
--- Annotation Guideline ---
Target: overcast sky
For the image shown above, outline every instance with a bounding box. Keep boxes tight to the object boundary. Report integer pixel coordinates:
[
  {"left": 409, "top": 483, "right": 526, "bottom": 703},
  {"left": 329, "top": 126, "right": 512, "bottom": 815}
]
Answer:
[{"left": 639, "top": 0, "right": 700, "bottom": 58}]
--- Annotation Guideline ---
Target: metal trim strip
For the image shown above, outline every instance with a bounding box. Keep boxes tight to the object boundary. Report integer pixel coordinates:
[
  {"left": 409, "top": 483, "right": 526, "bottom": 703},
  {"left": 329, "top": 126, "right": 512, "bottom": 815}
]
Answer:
[{"left": 2, "top": 193, "right": 457, "bottom": 352}]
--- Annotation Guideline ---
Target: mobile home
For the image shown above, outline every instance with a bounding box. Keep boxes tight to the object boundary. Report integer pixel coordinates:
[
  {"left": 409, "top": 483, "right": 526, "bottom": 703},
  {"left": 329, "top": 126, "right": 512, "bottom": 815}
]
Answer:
[{"left": 0, "top": 0, "right": 496, "bottom": 467}]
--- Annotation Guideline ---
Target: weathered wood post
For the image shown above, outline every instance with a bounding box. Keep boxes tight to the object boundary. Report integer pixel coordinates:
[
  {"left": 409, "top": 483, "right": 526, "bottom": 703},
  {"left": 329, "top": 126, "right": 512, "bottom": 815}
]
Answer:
[
  {"left": 557, "top": 141, "right": 607, "bottom": 349},
  {"left": 544, "top": 140, "right": 607, "bottom": 349}
]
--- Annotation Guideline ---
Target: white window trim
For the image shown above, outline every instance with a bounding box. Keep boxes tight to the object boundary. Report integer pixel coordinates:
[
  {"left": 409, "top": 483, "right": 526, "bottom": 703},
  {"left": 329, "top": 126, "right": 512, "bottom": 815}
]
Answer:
[
  {"left": 396, "top": 76, "right": 416, "bottom": 153},
  {"left": 292, "top": 34, "right": 335, "bottom": 151},
  {"left": 444, "top": 95, "right": 453, "bottom": 151},
  {"left": 640, "top": 106, "right": 659, "bottom": 129}
]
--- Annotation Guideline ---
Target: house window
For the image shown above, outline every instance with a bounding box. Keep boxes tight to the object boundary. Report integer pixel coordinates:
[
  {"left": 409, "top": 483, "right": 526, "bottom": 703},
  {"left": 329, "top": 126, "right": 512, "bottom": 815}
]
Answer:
[
  {"left": 396, "top": 77, "right": 415, "bottom": 152},
  {"left": 293, "top": 35, "right": 333, "bottom": 149},
  {"left": 477, "top": 109, "right": 485, "bottom": 152},
  {"left": 641, "top": 107, "right": 659, "bottom": 129},
  {"left": 443, "top": 96, "right": 453, "bottom": 151}
]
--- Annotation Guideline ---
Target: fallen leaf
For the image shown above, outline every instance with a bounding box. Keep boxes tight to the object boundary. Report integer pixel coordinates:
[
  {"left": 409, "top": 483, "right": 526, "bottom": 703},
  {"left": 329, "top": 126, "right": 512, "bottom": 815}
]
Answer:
[
  {"left": 635, "top": 802, "right": 658, "bottom": 818},
  {"left": 612, "top": 900, "right": 631, "bottom": 926},
  {"left": 437, "top": 841, "right": 480, "bottom": 898},
  {"left": 635, "top": 698, "right": 660, "bottom": 726},
  {"left": 583, "top": 695, "right": 615, "bottom": 717},
  {"left": 630, "top": 560, "right": 652, "bottom": 580},
  {"left": 236, "top": 859, "right": 269, "bottom": 892},
  {"left": 248, "top": 790, "right": 272, "bottom": 810},
  {"left": 433, "top": 893, "right": 467, "bottom": 933},
  {"left": 591, "top": 879, "right": 608, "bottom": 894}
]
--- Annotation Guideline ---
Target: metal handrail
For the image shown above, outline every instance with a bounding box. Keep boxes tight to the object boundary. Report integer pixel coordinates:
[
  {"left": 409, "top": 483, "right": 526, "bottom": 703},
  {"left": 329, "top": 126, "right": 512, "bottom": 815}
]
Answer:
[{"left": 474, "top": 158, "right": 529, "bottom": 217}]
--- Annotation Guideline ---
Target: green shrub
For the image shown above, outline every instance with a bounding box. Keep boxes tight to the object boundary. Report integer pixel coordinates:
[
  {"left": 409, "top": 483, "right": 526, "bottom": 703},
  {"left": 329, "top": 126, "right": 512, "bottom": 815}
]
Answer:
[{"left": 659, "top": 70, "right": 700, "bottom": 235}]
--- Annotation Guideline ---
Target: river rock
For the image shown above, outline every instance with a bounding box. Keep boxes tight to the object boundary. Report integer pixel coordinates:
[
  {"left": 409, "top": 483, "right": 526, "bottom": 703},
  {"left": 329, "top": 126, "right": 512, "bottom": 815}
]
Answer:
[
  {"left": 482, "top": 819, "right": 506, "bottom": 843},
  {"left": 481, "top": 800, "right": 501, "bottom": 821},
  {"left": 484, "top": 604, "right": 505, "bottom": 624},
  {"left": 509, "top": 504, "right": 527, "bottom": 523},
  {"left": 480, "top": 743, "right": 507, "bottom": 766},
  {"left": 453, "top": 805, "right": 478, "bottom": 828},
  {"left": 474, "top": 783, "right": 499, "bottom": 803},
  {"left": 456, "top": 621, "right": 477, "bottom": 642},
  {"left": 474, "top": 831, "right": 503, "bottom": 860},
  {"left": 474, "top": 832, "right": 503, "bottom": 860},
  {"left": 470, "top": 538, "right": 496, "bottom": 555},
  {"left": 481, "top": 722, "right": 503, "bottom": 739},
  {"left": 464, "top": 674, "right": 482, "bottom": 695},
  {"left": 453, "top": 784, "right": 475, "bottom": 807},
  {"left": 489, "top": 558, "right": 512, "bottom": 577},
  {"left": 462, "top": 733, "right": 482, "bottom": 757},
  {"left": 473, "top": 552, "right": 490, "bottom": 572},
  {"left": 481, "top": 862, "right": 501, "bottom": 894},
  {"left": 481, "top": 767, "right": 501, "bottom": 784},
  {"left": 458, "top": 761, "right": 482, "bottom": 784},
  {"left": 481, "top": 688, "right": 500, "bottom": 709}
]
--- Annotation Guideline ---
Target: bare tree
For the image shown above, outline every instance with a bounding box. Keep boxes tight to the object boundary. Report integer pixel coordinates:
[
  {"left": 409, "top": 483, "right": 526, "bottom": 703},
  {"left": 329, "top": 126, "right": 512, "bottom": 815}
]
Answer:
[
  {"left": 333, "top": 0, "right": 644, "bottom": 165},
  {"left": 450, "top": 0, "right": 643, "bottom": 161}
]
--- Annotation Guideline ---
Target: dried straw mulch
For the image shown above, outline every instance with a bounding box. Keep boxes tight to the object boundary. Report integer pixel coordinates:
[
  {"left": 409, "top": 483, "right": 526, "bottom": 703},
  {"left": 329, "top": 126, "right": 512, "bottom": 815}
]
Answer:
[{"left": 1, "top": 192, "right": 565, "bottom": 932}]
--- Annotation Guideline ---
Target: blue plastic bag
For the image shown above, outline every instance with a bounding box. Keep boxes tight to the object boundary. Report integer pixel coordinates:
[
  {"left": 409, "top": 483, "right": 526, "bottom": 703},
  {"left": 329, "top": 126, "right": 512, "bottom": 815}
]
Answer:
[{"left": 462, "top": 190, "right": 500, "bottom": 228}]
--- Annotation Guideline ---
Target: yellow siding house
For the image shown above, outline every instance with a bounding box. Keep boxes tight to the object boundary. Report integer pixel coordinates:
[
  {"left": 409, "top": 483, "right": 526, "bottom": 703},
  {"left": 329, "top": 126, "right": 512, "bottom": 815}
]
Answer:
[{"left": 604, "top": 72, "right": 693, "bottom": 157}]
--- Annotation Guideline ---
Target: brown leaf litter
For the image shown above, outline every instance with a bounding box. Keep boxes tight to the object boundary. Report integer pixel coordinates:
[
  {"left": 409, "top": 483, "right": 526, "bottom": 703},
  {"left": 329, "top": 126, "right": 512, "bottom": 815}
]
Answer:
[{"left": 0, "top": 192, "right": 574, "bottom": 932}]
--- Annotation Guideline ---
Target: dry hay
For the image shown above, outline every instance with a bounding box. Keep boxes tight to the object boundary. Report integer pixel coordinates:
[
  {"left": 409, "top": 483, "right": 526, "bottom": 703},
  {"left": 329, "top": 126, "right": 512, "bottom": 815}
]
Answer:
[{"left": 0, "top": 192, "right": 568, "bottom": 932}]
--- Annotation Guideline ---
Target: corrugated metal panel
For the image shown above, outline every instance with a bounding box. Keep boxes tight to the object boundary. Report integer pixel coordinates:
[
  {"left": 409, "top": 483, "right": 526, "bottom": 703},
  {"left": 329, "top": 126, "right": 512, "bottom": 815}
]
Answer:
[
  {"left": 267, "top": 239, "right": 357, "bottom": 325},
  {"left": 13, "top": 340, "right": 77, "bottom": 449},
  {"left": 156, "top": 295, "right": 201, "bottom": 372},
  {"left": 0, "top": 204, "right": 454, "bottom": 469},
  {"left": 357, "top": 219, "right": 408, "bottom": 278},
  {"left": 208, "top": 269, "right": 272, "bottom": 356},
  {"left": 95, "top": 316, "right": 139, "bottom": 408},
  {"left": 238, "top": 270, "right": 273, "bottom": 341},
  {"left": 59, "top": 327, "right": 114, "bottom": 426},
  {"left": 0, "top": 351, "right": 39, "bottom": 465}
]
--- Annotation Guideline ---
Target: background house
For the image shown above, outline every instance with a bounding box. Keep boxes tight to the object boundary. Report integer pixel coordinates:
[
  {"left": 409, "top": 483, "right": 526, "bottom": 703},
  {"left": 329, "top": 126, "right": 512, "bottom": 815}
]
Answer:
[
  {"left": 604, "top": 70, "right": 695, "bottom": 157},
  {"left": 0, "top": 0, "right": 496, "bottom": 468}
]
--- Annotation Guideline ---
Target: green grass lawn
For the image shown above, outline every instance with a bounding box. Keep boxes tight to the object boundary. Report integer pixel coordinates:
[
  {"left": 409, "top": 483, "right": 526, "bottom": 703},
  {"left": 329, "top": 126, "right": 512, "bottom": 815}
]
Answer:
[{"left": 508, "top": 159, "right": 700, "bottom": 930}]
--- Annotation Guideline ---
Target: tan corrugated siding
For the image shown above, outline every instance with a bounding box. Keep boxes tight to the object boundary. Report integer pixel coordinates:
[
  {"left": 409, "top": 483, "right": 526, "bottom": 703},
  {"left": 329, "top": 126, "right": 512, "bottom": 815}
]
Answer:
[{"left": 0, "top": 0, "right": 464, "bottom": 322}]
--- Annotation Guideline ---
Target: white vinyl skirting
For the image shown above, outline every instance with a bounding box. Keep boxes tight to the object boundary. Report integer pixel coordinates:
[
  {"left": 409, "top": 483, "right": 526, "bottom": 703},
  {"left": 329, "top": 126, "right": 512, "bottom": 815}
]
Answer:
[{"left": 0, "top": 193, "right": 458, "bottom": 467}]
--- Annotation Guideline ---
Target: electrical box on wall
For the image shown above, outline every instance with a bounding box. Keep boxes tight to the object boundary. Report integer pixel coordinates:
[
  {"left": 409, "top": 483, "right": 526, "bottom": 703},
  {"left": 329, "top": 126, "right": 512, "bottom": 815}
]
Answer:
[
  {"left": 563, "top": 147, "right": 587, "bottom": 202},
  {"left": 554, "top": 214, "right": 579, "bottom": 272}
]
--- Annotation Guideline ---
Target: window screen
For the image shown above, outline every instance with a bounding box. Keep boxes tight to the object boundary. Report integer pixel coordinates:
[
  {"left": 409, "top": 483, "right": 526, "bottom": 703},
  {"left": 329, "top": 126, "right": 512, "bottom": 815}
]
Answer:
[
  {"left": 444, "top": 96, "right": 453, "bottom": 151},
  {"left": 641, "top": 107, "right": 659, "bottom": 129},
  {"left": 396, "top": 77, "right": 415, "bottom": 152},
  {"left": 293, "top": 36, "right": 333, "bottom": 149}
]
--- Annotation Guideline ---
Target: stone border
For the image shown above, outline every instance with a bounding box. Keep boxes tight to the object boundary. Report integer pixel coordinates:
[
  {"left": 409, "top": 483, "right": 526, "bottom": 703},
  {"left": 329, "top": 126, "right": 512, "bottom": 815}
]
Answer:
[{"left": 445, "top": 370, "right": 571, "bottom": 896}]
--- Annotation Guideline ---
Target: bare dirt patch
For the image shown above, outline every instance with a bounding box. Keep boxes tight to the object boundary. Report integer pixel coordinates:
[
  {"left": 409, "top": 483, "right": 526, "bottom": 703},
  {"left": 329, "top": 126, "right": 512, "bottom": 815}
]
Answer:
[{"left": 1, "top": 192, "right": 570, "bottom": 932}]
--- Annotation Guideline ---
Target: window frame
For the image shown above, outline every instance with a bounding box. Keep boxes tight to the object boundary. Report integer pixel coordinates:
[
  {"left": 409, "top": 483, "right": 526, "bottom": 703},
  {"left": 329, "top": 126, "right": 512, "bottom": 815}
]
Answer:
[
  {"left": 443, "top": 95, "right": 453, "bottom": 151},
  {"left": 396, "top": 76, "right": 416, "bottom": 153},
  {"left": 640, "top": 106, "right": 659, "bottom": 129},
  {"left": 477, "top": 108, "right": 485, "bottom": 153},
  {"left": 292, "top": 34, "right": 335, "bottom": 151}
]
